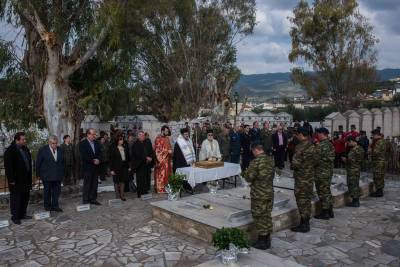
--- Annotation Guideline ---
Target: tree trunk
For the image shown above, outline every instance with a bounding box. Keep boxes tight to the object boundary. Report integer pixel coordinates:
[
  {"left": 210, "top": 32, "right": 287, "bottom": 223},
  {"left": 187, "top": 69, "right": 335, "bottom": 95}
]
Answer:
[{"left": 42, "top": 77, "right": 75, "bottom": 140}]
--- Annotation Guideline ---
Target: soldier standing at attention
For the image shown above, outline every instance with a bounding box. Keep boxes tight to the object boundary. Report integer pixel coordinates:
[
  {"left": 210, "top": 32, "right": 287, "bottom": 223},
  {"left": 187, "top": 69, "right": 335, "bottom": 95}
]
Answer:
[
  {"left": 260, "top": 121, "right": 273, "bottom": 153},
  {"left": 242, "top": 143, "right": 275, "bottom": 250},
  {"left": 342, "top": 136, "right": 363, "bottom": 207},
  {"left": 314, "top": 128, "right": 335, "bottom": 220},
  {"left": 291, "top": 127, "right": 315, "bottom": 233},
  {"left": 369, "top": 129, "right": 386, "bottom": 197}
]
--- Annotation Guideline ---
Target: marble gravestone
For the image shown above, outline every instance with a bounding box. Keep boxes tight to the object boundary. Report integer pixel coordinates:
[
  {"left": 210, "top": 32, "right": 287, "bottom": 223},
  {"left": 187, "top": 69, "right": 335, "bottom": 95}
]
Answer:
[
  {"left": 323, "top": 112, "right": 347, "bottom": 133},
  {"left": 358, "top": 109, "right": 373, "bottom": 134},
  {"left": 343, "top": 110, "right": 360, "bottom": 131},
  {"left": 392, "top": 107, "right": 400, "bottom": 137},
  {"left": 382, "top": 107, "right": 393, "bottom": 138},
  {"left": 371, "top": 108, "right": 383, "bottom": 131}
]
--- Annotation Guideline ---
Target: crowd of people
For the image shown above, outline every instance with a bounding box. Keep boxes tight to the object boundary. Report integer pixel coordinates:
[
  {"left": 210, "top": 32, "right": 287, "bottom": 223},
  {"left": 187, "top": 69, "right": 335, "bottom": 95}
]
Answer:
[{"left": 2, "top": 118, "right": 395, "bottom": 256}]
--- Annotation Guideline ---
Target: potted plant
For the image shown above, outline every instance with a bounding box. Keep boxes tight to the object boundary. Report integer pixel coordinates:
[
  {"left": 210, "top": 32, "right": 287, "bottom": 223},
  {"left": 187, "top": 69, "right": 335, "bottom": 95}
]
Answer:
[
  {"left": 166, "top": 173, "right": 185, "bottom": 201},
  {"left": 212, "top": 228, "right": 249, "bottom": 264}
]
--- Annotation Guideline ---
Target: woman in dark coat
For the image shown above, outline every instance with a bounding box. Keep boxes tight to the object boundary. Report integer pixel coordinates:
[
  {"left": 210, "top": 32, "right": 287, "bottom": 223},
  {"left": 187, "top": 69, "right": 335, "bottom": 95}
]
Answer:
[{"left": 109, "top": 135, "right": 130, "bottom": 201}]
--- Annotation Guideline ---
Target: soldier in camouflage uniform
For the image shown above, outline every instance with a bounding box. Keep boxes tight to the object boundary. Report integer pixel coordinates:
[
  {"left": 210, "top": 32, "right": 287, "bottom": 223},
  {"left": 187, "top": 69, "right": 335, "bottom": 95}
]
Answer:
[
  {"left": 291, "top": 127, "right": 315, "bottom": 233},
  {"left": 314, "top": 128, "right": 335, "bottom": 220},
  {"left": 343, "top": 136, "right": 363, "bottom": 207},
  {"left": 260, "top": 122, "right": 273, "bottom": 153},
  {"left": 369, "top": 129, "right": 386, "bottom": 197},
  {"left": 242, "top": 143, "right": 275, "bottom": 250},
  {"left": 218, "top": 126, "right": 231, "bottom": 162}
]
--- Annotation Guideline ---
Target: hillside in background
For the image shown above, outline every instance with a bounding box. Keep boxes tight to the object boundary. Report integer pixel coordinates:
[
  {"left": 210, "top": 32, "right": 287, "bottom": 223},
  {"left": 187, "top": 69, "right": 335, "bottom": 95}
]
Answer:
[{"left": 234, "top": 68, "right": 400, "bottom": 100}]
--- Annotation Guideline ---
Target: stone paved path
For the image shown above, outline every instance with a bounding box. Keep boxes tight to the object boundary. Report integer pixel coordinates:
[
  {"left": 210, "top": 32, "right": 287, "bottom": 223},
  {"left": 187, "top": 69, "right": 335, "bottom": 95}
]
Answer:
[
  {"left": 0, "top": 192, "right": 216, "bottom": 267},
  {"left": 0, "top": 179, "right": 399, "bottom": 266},
  {"left": 268, "top": 180, "right": 400, "bottom": 267}
]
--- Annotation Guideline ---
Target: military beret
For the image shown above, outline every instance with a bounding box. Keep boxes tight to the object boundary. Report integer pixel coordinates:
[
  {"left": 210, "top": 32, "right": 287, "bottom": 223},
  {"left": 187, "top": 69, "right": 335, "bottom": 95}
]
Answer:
[
  {"left": 296, "top": 126, "right": 309, "bottom": 136},
  {"left": 371, "top": 129, "right": 380, "bottom": 135},
  {"left": 316, "top": 127, "right": 329, "bottom": 135}
]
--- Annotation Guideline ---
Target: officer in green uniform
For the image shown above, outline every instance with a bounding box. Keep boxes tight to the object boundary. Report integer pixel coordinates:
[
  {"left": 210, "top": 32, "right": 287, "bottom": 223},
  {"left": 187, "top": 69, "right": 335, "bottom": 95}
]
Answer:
[
  {"left": 343, "top": 136, "right": 363, "bottom": 207},
  {"left": 218, "top": 126, "right": 231, "bottom": 162},
  {"left": 242, "top": 143, "right": 275, "bottom": 250},
  {"left": 260, "top": 121, "right": 273, "bottom": 152},
  {"left": 370, "top": 129, "right": 386, "bottom": 197},
  {"left": 314, "top": 127, "right": 335, "bottom": 220},
  {"left": 291, "top": 127, "right": 315, "bottom": 233}
]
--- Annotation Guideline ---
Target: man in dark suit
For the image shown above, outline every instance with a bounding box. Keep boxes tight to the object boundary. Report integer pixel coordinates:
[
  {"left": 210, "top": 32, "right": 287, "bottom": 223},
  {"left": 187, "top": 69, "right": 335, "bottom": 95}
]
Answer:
[
  {"left": 36, "top": 136, "right": 65, "bottom": 212},
  {"left": 272, "top": 125, "right": 288, "bottom": 169},
  {"left": 79, "top": 128, "right": 102, "bottom": 205},
  {"left": 4, "top": 132, "right": 32, "bottom": 224}
]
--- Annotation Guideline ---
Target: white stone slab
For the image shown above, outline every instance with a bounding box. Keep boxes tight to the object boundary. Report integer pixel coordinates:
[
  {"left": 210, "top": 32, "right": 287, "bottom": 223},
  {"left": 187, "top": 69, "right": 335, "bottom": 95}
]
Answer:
[
  {"left": 76, "top": 204, "right": 91, "bottom": 212},
  {"left": 34, "top": 211, "right": 50, "bottom": 220},
  {"left": 195, "top": 249, "right": 305, "bottom": 267},
  {"left": 141, "top": 194, "right": 153, "bottom": 200},
  {"left": 108, "top": 199, "right": 123, "bottom": 207},
  {"left": 0, "top": 220, "right": 9, "bottom": 228}
]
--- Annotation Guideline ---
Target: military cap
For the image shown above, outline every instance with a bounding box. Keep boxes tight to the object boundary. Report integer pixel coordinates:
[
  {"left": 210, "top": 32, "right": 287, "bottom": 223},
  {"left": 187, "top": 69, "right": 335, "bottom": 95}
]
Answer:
[{"left": 296, "top": 126, "right": 309, "bottom": 136}]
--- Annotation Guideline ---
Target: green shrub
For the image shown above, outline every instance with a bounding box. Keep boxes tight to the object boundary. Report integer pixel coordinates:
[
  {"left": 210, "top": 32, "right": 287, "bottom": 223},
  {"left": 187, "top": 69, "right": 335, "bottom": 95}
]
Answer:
[
  {"left": 212, "top": 227, "right": 249, "bottom": 251},
  {"left": 168, "top": 173, "right": 186, "bottom": 193}
]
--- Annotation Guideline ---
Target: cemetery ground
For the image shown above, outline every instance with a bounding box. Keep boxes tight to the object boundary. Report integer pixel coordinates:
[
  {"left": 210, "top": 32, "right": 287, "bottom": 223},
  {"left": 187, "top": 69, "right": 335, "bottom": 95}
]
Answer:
[{"left": 0, "top": 178, "right": 399, "bottom": 267}]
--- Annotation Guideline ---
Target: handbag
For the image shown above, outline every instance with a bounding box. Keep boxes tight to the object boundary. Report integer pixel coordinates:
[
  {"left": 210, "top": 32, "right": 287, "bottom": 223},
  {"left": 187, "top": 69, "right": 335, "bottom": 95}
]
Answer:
[{"left": 128, "top": 179, "right": 137, "bottom": 193}]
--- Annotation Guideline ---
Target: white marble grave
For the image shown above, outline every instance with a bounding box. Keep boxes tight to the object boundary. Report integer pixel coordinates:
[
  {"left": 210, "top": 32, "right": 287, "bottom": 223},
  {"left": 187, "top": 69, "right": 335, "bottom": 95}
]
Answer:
[
  {"left": 391, "top": 107, "right": 400, "bottom": 136},
  {"left": 358, "top": 108, "right": 373, "bottom": 134},
  {"left": 382, "top": 107, "right": 393, "bottom": 137},
  {"left": 371, "top": 108, "right": 383, "bottom": 130},
  {"left": 343, "top": 110, "right": 361, "bottom": 131}
]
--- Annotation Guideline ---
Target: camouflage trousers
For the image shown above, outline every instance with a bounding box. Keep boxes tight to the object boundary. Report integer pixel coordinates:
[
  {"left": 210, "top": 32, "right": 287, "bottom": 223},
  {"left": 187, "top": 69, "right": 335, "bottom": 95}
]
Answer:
[
  {"left": 346, "top": 169, "right": 360, "bottom": 198},
  {"left": 315, "top": 171, "right": 333, "bottom": 209},
  {"left": 373, "top": 161, "right": 386, "bottom": 190},
  {"left": 294, "top": 177, "right": 313, "bottom": 219},
  {"left": 251, "top": 196, "right": 274, "bottom": 236}
]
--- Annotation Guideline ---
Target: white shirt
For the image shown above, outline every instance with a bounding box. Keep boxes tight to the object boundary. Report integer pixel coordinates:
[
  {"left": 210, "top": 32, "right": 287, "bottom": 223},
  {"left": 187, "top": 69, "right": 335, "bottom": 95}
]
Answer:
[
  {"left": 118, "top": 145, "right": 126, "bottom": 161},
  {"left": 49, "top": 145, "right": 57, "bottom": 161},
  {"left": 199, "top": 139, "right": 221, "bottom": 161}
]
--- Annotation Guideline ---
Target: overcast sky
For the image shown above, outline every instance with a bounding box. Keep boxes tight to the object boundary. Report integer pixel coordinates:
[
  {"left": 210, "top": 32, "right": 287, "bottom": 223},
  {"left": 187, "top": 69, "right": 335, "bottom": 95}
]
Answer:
[{"left": 236, "top": 0, "right": 400, "bottom": 74}]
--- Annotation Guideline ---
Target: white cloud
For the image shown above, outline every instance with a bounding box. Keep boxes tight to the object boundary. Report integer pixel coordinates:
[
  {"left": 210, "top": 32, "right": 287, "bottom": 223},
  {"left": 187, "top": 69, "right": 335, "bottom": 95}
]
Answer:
[{"left": 237, "top": 0, "right": 400, "bottom": 74}]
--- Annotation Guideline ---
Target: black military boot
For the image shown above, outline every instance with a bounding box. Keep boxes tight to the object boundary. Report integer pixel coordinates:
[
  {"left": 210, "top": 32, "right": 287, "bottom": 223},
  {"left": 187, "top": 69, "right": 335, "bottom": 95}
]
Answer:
[
  {"left": 346, "top": 198, "right": 360, "bottom": 207},
  {"left": 329, "top": 205, "right": 334, "bottom": 218},
  {"left": 370, "top": 189, "right": 383, "bottom": 197},
  {"left": 291, "top": 217, "right": 310, "bottom": 233},
  {"left": 252, "top": 235, "right": 268, "bottom": 250},
  {"left": 314, "top": 209, "right": 330, "bottom": 220},
  {"left": 265, "top": 234, "right": 271, "bottom": 249}
]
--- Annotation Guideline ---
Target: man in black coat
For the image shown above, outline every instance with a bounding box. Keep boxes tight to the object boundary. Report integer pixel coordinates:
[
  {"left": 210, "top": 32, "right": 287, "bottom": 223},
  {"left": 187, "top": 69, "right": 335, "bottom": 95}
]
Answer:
[
  {"left": 4, "top": 132, "right": 32, "bottom": 224},
  {"left": 272, "top": 125, "right": 288, "bottom": 169},
  {"left": 79, "top": 128, "right": 102, "bottom": 205},
  {"left": 131, "top": 131, "right": 154, "bottom": 198},
  {"left": 240, "top": 125, "right": 253, "bottom": 171},
  {"left": 36, "top": 136, "right": 65, "bottom": 212}
]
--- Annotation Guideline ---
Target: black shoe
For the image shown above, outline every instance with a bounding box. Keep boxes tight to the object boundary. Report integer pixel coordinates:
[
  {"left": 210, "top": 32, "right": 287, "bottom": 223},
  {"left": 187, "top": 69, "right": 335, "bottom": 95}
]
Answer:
[
  {"left": 45, "top": 207, "right": 51, "bottom": 211},
  {"left": 120, "top": 197, "right": 127, "bottom": 201},
  {"left": 252, "top": 235, "right": 268, "bottom": 250},
  {"left": 329, "top": 205, "right": 334, "bottom": 218},
  {"left": 12, "top": 218, "right": 21, "bottom": 225},
  {"left": 370, "top": 189, "right": 383, "bottom": 197},
  {"left": 51, "top": 207, "right": 63, "bottom": 212},
  {"left": 346, "top": 198, "right": 360, "bottom": 207},
  {"left": 314, "top": 209, "right": 330, "bottom": 220},
  {"left": 291, "top": 218, "right": 310, "bottom": 233},
  {"left": 21, "top": 215, "right": 33, "bottom": 220},
  {"left": 90, "top": 201, "right": 101, "bottom": 205}
]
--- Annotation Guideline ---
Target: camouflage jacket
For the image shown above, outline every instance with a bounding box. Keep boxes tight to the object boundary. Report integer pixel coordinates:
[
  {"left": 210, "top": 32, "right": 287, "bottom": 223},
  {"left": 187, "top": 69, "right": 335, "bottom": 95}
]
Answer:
[
  {"left": 346, "top": 144, "right": 363, "bottom": 173},
  {"left": 314, "top": 139, "right": 335, "bottom": 173},
  {"left": 371, "top": 138, "right": 386, "bottom": 162},
  {"left": 242, "top": 153, "right": 274, "bottom": 199},
  {"left": 292, "top": 140, "right": 315, "bottom": 180},
  {"left": 218, "top": 134, "right": 231, "bottom": 159},
  {"left": 260, "top": 129, "right": 273, "bottom": 152}
]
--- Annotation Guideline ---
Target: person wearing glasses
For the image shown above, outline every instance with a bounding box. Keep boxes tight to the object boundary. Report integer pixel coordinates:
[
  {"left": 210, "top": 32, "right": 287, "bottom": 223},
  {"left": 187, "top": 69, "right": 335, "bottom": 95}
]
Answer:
[
  {"left": 36, "top": 136, "right": 65, "bottom": 212},
  {"left": 199, "top": 129, "right": 221, "bottom": 161}
]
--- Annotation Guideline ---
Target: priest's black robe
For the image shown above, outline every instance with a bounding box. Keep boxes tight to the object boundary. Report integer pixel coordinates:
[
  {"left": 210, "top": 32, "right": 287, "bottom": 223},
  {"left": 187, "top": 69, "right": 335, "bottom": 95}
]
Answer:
[
  {"left": 172, "top": 143, "right": 190, "bottom": 173},
  {"left": 131, "top": 139, "right": 154, "bottom": 196}
]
